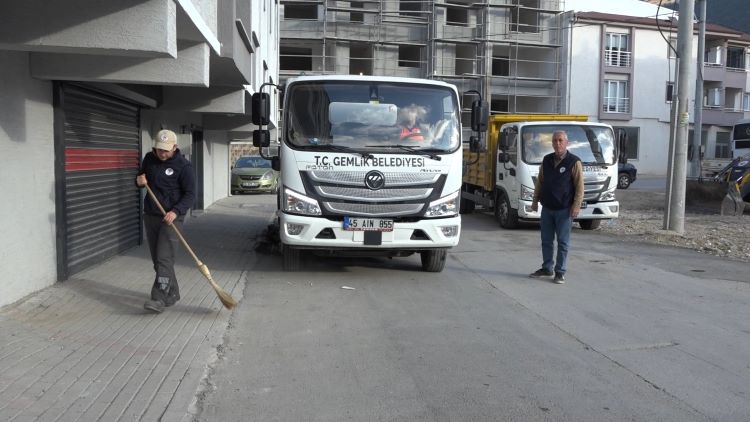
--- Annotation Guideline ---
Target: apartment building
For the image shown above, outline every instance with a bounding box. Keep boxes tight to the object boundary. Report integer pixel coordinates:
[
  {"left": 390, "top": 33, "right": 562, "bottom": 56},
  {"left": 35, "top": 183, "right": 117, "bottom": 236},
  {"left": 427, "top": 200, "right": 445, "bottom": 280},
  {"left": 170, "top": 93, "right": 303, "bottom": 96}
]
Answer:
[
  {"left": 562, "top": 11, "right": 750, "bottom": 175},
  {"left": 0, "top": 0, "right": 279, "bottom": 307},
  {"left": 279, "top": 0, "right": 567, "bottom": 125}
]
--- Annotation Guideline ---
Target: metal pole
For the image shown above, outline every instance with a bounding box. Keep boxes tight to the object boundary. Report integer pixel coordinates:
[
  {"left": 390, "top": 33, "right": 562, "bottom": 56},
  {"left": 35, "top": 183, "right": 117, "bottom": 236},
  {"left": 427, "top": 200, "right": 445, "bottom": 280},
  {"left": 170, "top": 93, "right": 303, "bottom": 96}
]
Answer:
[
  {"left": 692, "top": 0, "right": 706, "bottom": 179},
  {"left": 666, "top": 0, "right": 695, "bottom": 234}
]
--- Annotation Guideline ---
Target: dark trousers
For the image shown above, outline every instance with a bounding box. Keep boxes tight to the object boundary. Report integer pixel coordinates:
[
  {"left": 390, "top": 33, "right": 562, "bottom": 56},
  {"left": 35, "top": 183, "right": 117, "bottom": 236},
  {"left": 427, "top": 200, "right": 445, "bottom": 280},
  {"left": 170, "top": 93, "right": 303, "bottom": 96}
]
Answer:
[{"left": 143, "top": 214, "right": 182, "bottom": 305}]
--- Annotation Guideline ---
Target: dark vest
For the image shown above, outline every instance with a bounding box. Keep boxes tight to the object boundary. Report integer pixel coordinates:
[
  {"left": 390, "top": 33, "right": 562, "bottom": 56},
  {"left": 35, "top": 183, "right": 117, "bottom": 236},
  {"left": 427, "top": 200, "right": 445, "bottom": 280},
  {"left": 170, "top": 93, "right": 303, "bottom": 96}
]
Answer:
[{"left": 539, "top": 152, "right": 580, "bottom": 210}]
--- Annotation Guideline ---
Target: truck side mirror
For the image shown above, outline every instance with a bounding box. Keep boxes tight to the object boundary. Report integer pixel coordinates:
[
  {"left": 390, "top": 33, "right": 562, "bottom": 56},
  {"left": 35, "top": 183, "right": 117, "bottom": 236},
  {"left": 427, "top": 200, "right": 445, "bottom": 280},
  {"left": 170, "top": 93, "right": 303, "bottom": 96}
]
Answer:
[
  {"left": 253, "top": 129, "right": 270, "bottom": 147},
  {"left": 252, "top": 92, "right": 270, "bottom": 126},
  {"left": 469, "top": 135, "right": 485, "bottom": 153},
  {"left": 470, "top": 100, "right": 488, "bottom": 132},
  {"left": 616, "top": 128, "right": 628, "bottom": 164},
  {"left": 271, "top": 156, "right": 280, "bottom": 171}
]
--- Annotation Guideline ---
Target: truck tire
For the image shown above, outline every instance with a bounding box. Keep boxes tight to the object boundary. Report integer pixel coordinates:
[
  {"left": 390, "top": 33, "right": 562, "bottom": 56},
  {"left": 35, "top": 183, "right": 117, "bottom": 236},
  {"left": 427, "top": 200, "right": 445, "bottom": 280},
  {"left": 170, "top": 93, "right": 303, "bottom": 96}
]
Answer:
[
  {"left": 282, "top": 244, "right": 301, "bottom": 271},
  {"left": 420, "top": 249, "right": 447, "bottom": 272},
  {"left": 495, "top": 191, "right": 519, "bottom": 229},
  {"left": 460, "top": 187, "right": 475, "bottom": 214},
  {"left": 579, "top": 219, "right": 601, "bottom": 230}
]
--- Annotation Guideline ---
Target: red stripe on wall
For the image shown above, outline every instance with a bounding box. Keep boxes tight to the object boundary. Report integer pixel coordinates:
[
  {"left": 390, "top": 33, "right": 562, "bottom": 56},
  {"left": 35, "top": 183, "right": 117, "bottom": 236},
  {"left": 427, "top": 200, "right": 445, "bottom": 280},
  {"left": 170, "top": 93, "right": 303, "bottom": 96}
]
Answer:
[{"left": 65, "top": 148, "right": 140, "bottom": 172}]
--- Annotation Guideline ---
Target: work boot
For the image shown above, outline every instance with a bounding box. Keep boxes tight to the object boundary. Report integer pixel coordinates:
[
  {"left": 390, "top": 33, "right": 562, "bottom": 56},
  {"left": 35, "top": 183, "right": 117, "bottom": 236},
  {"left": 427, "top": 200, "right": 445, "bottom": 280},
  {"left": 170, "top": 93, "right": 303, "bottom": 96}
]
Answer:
[
  {"left": 144, "top": 299, "right": 165, "bottom": 313},
  {"left": 529, "top": 268, "right": 553, "bottom": 278},
  {"left": 553, "top": 273, "right": 566, "bottom": 284}
]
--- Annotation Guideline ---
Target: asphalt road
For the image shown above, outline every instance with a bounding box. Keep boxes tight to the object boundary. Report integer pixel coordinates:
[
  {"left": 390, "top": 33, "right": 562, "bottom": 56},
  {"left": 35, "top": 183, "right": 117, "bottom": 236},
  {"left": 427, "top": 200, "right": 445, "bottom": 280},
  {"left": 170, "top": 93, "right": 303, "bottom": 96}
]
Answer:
[{"left": 196, "top": 194, "right": 749, "bottom": 422}]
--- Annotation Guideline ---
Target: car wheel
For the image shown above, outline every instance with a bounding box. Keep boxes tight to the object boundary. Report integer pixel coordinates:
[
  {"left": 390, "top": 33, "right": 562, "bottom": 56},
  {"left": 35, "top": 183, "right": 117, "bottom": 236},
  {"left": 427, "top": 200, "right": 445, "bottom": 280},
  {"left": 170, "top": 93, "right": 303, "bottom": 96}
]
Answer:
[{"left": 618, "top": 173, "right": 631, "bottom": 189}]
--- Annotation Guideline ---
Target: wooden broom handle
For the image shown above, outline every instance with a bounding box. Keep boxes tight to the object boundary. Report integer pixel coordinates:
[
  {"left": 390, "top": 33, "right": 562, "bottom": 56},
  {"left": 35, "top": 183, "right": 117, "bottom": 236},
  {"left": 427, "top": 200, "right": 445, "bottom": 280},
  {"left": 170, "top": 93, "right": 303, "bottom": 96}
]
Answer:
[{"left": 144, "top": 184, "right": 201, "bottom": 264}]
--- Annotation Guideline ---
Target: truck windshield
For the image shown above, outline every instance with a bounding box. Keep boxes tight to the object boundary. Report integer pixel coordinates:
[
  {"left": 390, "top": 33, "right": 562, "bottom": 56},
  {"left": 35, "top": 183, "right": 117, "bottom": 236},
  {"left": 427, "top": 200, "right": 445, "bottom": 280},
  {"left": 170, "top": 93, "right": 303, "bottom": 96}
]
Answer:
[
  {"left": 521, "top": 125, "right": 616, "bottom": 165},
  {"left": 285, "top": 81, "right": 460, "bottom": 152}
]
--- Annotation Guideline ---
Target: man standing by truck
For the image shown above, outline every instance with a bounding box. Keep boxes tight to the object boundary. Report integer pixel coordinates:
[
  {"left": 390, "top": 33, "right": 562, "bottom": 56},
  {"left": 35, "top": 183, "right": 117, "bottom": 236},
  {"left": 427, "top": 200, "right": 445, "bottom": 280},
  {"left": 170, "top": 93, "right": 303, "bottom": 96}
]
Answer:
[{"left": 529, "top": 130, "right": 584, "bottom": 284}]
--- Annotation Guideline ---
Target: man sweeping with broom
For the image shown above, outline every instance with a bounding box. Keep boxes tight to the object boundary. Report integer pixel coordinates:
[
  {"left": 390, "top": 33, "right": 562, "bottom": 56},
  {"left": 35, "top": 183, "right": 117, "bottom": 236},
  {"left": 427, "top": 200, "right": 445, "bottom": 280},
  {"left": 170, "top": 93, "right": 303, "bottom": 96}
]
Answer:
[{"left": 136, "top": 129, "right": 195, "bottom": 313}]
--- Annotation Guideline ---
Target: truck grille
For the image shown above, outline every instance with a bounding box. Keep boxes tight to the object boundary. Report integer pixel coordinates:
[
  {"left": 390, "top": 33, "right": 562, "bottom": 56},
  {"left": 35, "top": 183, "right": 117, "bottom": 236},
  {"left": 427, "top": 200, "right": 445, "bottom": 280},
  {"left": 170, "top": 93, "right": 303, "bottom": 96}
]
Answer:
[{"left": 303, "top": 170, "right": 445, "bottom": 217}]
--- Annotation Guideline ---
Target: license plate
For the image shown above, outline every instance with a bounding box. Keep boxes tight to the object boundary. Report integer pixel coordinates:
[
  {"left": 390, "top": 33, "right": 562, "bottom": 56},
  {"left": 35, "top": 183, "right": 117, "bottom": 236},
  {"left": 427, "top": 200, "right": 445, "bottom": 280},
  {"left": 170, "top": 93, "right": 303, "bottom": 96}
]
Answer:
[
  {"left": 242, "top": 182, "right": 259, "bottom": 187},
  {"left": 343, "top": 217, "right": 394, "bottom": 232}
]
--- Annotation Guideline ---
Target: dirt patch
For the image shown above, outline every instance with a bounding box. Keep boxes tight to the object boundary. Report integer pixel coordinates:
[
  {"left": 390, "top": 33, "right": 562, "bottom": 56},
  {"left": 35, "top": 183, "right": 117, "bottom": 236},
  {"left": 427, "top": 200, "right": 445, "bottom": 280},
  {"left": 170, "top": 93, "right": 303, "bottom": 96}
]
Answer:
[{"left": 598, "top": 188, "right": 750, "bottom": 262}]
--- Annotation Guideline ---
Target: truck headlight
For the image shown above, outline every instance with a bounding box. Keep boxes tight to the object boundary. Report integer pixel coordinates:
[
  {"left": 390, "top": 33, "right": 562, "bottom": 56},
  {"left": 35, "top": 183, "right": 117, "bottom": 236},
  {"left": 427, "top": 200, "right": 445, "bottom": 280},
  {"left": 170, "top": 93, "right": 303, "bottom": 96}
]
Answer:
[
  {"left": 424, "top": 191, "right": 458, "bottom": 217},
  {"left": 520, "top": 184, "right": 535, "bottom": 201},
  {"left": 283, "top": 187, "right": 321, "bottom": 216},
  {"left": 600, "top": 188, "right": 616, "bottom": 201}
]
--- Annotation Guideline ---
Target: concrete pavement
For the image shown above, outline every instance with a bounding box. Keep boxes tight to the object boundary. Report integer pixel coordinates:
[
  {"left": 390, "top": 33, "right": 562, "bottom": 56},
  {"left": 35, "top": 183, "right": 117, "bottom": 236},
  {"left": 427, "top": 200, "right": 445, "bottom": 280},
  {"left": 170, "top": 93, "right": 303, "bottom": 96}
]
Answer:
[{"left": 0, "top": 197, "right": 271, "bottom": 421}]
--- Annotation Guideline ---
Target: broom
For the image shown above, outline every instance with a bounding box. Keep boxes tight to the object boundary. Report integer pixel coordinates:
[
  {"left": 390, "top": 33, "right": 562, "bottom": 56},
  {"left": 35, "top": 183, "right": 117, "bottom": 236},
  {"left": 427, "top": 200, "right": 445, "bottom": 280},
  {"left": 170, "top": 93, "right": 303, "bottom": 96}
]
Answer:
[{"left": 144, "top": 184, "right": 237, "bottom": 310}]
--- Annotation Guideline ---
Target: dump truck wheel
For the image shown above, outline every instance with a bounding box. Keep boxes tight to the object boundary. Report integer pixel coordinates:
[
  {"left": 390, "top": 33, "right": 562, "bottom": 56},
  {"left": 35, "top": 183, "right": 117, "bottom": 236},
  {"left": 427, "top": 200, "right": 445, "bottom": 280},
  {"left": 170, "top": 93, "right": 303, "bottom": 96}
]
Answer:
[{"left": 495, "top": 191, "right": 519, "bottom": 229}]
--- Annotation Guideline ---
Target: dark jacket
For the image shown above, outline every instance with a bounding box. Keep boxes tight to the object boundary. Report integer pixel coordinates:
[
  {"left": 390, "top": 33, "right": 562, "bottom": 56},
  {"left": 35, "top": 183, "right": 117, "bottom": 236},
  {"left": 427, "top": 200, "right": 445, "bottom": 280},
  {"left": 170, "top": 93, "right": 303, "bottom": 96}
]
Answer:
[
  {"left": 138, "top": 149, "right": 195, "bottom": 216},
  {"left": 538, "top": 152, "right": 581, "bottom": 210}
]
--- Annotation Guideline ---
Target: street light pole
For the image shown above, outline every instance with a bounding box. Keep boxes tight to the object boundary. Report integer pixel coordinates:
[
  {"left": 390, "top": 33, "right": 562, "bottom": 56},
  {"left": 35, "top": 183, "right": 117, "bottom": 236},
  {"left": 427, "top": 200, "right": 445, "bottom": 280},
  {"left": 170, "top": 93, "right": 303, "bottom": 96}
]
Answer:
[
  {"left": 692, "top": 0, "right": 706, "bottom": 179},
  {"left": 664, "top": 0, "right": 695, "bottom": 234}
]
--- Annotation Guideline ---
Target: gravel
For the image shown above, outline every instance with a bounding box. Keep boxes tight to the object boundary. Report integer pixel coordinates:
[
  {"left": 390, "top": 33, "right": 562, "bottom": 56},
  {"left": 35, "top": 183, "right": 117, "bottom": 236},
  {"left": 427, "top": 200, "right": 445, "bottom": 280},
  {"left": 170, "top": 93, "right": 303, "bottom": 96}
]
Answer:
[{"left": 598, "top": 189, "right": 750, "bottom": 262}]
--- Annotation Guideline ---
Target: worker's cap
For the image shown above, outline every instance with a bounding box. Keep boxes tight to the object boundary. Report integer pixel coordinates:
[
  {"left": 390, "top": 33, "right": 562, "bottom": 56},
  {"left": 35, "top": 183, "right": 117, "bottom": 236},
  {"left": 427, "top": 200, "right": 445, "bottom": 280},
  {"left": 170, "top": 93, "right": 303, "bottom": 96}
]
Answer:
[{"left": 154, "top": 129, "right": 177, "bottom": 150}]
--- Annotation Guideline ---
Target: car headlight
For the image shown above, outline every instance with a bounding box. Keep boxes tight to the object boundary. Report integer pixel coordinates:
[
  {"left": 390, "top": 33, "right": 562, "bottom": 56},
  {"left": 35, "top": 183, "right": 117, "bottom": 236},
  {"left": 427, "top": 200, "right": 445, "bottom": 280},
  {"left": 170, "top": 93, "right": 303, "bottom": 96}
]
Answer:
[
  {"left": 260, "top": 171, "right": 273, "bottom": 181},
  {"left": 600, "top": 188, "right": 616, "bottom": 201},
  {"left": 520, "top": 184, "right": 535, "bottom": 201},
  {"left": 283, "top": 187, "right": 321, "bottom": 216},
  {"left": 424, "top": 191, "right": 458, "bottom": 217}
]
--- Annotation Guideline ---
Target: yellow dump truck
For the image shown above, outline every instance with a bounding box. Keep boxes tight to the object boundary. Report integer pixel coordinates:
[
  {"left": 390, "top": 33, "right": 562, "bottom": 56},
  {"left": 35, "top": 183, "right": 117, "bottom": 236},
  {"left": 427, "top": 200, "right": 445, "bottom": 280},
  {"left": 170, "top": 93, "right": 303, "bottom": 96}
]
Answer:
[{"left": 461, "top": 114, "right": 623, "bottom": 230}]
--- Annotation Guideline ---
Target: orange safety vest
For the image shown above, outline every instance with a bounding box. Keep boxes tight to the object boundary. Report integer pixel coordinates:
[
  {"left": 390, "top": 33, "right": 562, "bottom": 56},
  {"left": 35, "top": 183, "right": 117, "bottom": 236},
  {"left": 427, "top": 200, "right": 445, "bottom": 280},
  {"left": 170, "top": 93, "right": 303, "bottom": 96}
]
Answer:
[{"left": 400, "top": 126, "right": 424, "bottom": 141}]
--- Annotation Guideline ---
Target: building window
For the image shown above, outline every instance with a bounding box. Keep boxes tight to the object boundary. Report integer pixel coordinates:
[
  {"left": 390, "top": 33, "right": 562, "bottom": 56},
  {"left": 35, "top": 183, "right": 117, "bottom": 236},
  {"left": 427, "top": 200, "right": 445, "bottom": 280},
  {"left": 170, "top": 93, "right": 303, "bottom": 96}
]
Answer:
[
  {"left": 605, "top": 32, "right": 630, "bottom": 67},
  {"left": 510, "top": 0, "right": 540, "bottom": 33},
  {"left": 491, "top": 98, "right": 509, "bottom": 114},
  {"left": 715, "top": 132, "right": 731, "bottom": 158},
  {"left": 399, "top": 0, "right": 421, "bottom": 17},
  {"left": 667, "top": 37, "right": 677, "bottom": 59},
  {"left": 350, "top": 1, "right": 364, "bottom": 22},
  {"left": 613, "top": 126, "right": 639, "bottom": 160},
  {"left": 704, "top": 87, "right": 722, "bottom": 108},
  {"left": 492, "top": 56, "right": 509, "bottom": 76},
  {"left": 398, "top": 45, "right": 421, "bottom": 68},
  {"left": 666, "top": 82, "right": 674, "bottom": 102},
  {"left": 284, "top": 3, "right": 317, "bottom": 20},
  {"left": 280, "top": 46, "right": 313, "bottom": 71},
  {"left": 446, "top": 3, "right": 468, "bottom": 27},
  {"left": 705, "top": 46, "right": 722, "bottom": 66},
  {"left": 744, "top": 93, "right": 750, "bottom": 112},
  {"left": 727, "top": 47, "right": 745, "bottom": 70},
  {"left": 603, "top": 80, "right": 629, "bottom": 113}
]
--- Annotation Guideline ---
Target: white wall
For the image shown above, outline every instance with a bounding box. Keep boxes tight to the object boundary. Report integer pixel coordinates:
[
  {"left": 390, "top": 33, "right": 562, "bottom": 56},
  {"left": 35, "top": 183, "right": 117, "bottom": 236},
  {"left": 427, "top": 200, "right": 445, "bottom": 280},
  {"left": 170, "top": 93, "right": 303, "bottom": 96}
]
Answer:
[
  {"left": 0, "top": 51, "right": 57, "bottom": 307},
  {"left": 569, "top": 25, "right": 601, "bottom": 116}
]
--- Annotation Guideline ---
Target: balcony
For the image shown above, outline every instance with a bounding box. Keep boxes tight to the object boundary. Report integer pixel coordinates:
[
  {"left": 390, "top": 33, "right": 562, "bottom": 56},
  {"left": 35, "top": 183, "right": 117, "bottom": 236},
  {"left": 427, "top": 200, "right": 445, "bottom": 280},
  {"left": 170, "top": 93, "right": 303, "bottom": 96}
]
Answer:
[
  {"left": 604, "top": 50, "right": 631, "bottom": 68},
  {"left": 602, "top": 98, "right": 630, "bottom": 114}
]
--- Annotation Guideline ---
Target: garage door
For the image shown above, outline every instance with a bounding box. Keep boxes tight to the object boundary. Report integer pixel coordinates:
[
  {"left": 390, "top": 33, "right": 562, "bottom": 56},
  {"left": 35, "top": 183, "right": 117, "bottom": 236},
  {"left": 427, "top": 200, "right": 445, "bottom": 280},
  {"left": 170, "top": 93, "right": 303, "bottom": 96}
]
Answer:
[{"left": 56, "top": 84, "right": 142, "bottom": 279}]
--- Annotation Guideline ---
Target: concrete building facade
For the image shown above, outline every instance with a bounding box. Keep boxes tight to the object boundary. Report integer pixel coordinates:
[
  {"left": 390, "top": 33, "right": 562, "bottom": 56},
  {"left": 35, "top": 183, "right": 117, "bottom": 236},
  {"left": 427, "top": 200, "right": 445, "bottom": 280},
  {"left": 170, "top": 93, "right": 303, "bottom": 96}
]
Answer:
[
  {"left": 0, "top": 0, "right": 279, "bottom": 307},
  {"left": 562, "top": 9, "right": 750, "bottom": 175},
  {"left": 278, "top": 0, "right": 567, "bottom": 126}
]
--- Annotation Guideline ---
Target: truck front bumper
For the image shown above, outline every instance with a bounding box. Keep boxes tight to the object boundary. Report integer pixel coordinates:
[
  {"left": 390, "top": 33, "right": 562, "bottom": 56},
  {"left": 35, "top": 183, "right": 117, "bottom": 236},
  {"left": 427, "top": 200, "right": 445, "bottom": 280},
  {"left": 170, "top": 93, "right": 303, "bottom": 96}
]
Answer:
[
  {"left": 279, "top": 212, "right": 461, "bottom": 250},
  {"left": 517, "top": 200, "right": 620, "bottom": 220}
]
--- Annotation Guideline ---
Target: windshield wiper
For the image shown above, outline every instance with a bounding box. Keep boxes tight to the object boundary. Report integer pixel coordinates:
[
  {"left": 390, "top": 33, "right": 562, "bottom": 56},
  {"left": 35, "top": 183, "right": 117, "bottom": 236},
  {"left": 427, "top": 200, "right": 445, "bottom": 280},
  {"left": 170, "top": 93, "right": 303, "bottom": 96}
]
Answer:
[
  {"left": 364, "top": 144, "right": 441, "bottom": 161},
  {"left": 302, "top": 144, "right": 373, "bottom": 159}
]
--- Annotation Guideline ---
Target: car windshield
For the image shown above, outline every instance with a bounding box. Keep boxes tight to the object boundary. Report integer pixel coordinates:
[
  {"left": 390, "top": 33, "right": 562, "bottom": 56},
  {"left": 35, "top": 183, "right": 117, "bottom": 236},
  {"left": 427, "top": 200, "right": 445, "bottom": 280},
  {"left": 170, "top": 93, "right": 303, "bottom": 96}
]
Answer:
[
  {"left": 284, "top": 81, "right": 461, "bottom": 152},
  {"left": 235, "top": 157, "right": 271, "bottom": 168},
  {"left": 521, "top": 125, "right": 616, "bottom": 165}
]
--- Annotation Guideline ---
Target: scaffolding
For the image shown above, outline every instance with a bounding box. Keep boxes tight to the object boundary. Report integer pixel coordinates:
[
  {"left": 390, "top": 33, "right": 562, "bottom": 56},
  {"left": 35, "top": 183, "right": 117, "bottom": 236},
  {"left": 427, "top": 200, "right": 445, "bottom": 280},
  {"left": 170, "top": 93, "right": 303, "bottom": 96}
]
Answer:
[{"left": 279, "top": 0, "right": 565, "bottom": 115}]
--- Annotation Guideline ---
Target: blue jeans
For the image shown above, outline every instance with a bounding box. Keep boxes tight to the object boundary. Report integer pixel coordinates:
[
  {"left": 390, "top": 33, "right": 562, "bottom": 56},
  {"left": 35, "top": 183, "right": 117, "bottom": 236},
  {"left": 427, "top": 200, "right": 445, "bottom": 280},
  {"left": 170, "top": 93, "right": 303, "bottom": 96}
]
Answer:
[{"left": 540, "top": 207, "right": 573, "bottom": 275}]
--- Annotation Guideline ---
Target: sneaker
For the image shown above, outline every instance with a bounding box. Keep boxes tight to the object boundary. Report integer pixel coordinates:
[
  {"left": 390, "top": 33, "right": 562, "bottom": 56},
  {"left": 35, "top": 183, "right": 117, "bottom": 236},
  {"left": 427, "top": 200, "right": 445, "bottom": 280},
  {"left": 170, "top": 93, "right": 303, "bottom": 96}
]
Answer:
[
  {"left": 144, "top": 299, "right": 165, "bottom": 313},
  {"left": 553, "top": 273, "right": 565, "bottom": 284},
  {"left": 529, "top": 268, "right": 554, "bottom": 278}
]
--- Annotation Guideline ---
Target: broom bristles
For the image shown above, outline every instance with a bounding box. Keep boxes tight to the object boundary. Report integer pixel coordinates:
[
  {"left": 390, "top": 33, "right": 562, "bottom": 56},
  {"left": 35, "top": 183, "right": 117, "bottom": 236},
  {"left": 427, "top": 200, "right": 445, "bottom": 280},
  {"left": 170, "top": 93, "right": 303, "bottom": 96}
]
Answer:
[{"left": 198, "top": 263, "right": 237, "bottom": 310}]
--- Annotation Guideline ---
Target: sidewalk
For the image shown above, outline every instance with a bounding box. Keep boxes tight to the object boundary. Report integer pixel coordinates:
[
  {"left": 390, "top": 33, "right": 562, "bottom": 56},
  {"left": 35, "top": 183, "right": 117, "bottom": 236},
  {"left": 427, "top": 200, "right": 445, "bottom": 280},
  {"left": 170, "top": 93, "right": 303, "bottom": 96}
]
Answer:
[{"left": 0, "top": 198, "right": 266, "bottom": 421}]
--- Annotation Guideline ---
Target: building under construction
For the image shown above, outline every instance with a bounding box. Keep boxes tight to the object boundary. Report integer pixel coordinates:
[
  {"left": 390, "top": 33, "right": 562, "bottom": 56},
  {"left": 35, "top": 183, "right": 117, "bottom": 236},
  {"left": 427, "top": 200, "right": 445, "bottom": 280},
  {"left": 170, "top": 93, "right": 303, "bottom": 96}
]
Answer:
[{"left": 279, "top": 0, "right": 566, "bottom": 121}]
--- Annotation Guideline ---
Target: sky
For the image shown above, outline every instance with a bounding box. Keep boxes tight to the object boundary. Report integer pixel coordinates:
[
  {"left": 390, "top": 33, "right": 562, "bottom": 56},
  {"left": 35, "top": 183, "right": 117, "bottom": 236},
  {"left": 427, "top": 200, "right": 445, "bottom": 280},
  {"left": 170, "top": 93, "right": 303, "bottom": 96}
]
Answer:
[{"left": 563, "top": 0, "right": 678, "bottom": 19}]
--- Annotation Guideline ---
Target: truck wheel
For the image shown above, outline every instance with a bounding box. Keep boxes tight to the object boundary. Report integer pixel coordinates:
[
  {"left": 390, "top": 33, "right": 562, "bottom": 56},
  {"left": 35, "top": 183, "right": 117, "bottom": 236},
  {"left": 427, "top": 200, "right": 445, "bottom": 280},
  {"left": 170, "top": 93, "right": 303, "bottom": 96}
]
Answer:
[
  {"left": 282, "top": 245, "right": 301, "bottom": 271},
  {"left": 420, "top": 249, "right": 447, "bottom": 272},
  {"left": 495, "top": 191, "right": 519, "bottom": 229},
  {"left": 460, "top": 187, "right": 475, "bottom": 214},
  {"left": 579, "top": 220, "right": 601, "bottom": 230}
]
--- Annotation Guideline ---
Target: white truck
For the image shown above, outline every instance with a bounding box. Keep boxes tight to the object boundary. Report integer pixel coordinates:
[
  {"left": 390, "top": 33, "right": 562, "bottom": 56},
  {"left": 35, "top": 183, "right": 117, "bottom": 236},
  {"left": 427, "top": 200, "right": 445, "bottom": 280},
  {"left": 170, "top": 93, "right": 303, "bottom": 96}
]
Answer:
[
  {"left": 253, "top": 75, "right": 471, "bottom": 272},
  {"left": 461, "top": 114, "right": 624, "bottom": 230}
]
